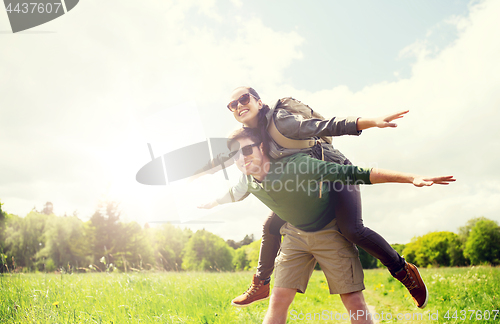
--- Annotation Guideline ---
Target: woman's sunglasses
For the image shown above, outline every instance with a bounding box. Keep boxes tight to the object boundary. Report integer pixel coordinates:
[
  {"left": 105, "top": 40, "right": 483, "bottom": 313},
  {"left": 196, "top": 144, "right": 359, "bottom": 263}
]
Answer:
[
  {"left": 227, "top": 93, "right": 259, "bottom": 112},
  {"left": 228, "top": 142, "right": 261, "bottom": 160}
]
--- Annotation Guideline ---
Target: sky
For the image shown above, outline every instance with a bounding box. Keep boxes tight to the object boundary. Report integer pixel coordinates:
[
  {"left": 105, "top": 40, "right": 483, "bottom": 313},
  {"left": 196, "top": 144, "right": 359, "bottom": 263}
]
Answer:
[{"left": 1, "top": 0, "right": 499, "bottom": 244}]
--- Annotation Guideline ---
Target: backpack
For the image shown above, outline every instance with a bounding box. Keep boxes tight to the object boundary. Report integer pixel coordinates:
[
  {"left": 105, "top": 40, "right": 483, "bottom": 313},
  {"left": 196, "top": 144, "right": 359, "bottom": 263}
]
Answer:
[{"left": 267, "top": 97, "right": 332, "bottom": 150}]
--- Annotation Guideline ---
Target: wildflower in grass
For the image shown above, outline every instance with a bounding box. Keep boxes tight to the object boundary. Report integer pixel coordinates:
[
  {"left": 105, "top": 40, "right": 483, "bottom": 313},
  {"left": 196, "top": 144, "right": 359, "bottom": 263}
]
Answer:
[{"left": 52, "top": 301, "right": 59, "bottom": 307}]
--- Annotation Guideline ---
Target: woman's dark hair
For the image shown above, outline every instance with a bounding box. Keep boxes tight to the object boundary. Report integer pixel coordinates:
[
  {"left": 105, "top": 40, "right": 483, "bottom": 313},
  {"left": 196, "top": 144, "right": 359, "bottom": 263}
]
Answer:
[{"left": 239, "top": 86, "right": 271, "bottom": 156}]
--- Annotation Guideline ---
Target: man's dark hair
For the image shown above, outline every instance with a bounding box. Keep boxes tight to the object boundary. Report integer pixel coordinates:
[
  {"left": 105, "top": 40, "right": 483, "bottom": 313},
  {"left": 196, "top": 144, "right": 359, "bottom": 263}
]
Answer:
[{"left": 228, "top": 127, "right": 268, "bottom": 156}]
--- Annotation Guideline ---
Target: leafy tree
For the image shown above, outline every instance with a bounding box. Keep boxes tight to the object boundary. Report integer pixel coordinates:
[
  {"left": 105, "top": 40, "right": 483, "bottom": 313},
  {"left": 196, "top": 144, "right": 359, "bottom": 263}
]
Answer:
[
  {"left": 376, "top": 243, "right": 405, "bottom": 268},
  {"left": 41, "top": 202, "right": 54, "bottom": 215},
  {"left": 0, "top": 200, "right": 8, "bottom": 272},
  {"left": 403, "top": 231, "right": 465, "bottom": 267},
  {"left": 464, "top": 219, "right": 500, "bottom": 265},
  {"left": 4, "top": 211, "right": 49, "bottom": 271},
  {"left": 242, "top": 239, "right": 262, "bottom": 270},
  {"left": 240, "top": 234, "right": 254, "bottom": 247},
  {"left": 88, "top": 201, "right": 122, "bottom": 266},
  {"left": 182, "top": 230, "right": 233, "bottom": 271},
  {"left": 113, "top": 221, "right": 154, "bottom": 271},
  {"left": 150, "top": 224, "right": 191, "bottom": 271},
  {"left": 227, "top": 234, "right": 255, "bottom": 250},
  {"left": 233, "top": 247, "right": 248, "bottom": 271},
  {"left": 358, "top": 246, "right": 378, "bottom": 269},
  {"left": 226, "top": 239, "right": 239, "bottom": 249},
  {"left": 0, "top": 200, "right": 6, "bottom": 249},
  {"left": 458, "top": 216, "right": 489, "bottom": 243},
  {"left": 36, "top": 215, "right": 91, "bottom": 272}
]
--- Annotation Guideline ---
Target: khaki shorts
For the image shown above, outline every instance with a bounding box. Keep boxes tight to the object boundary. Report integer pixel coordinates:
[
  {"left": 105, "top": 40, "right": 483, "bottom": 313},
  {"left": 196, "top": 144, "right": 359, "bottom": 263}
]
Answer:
[{"left": 274, "top": 219, "right": 365, "bottom": 295}]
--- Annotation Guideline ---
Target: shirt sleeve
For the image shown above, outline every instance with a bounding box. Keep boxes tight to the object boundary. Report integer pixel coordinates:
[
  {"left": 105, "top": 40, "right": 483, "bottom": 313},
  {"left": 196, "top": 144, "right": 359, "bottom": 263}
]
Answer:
[
  {"left": 195, "top": 152, "right": 234, "bottom": 175},
  {"left": 215, "top": 174, "right": 250, "bottom": 204},
  {"left": 290, "top": 155, "right": 372, "bottom": 185},
  {"left": 274, "top": 109, "right": 361, "bottom": 139}
]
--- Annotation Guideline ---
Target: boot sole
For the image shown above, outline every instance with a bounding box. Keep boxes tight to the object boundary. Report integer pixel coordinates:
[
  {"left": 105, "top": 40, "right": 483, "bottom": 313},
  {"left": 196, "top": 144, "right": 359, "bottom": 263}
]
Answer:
[
  {"left": 412, "top": 265, "right": 429, "bottom": 309},
  {"left": 231, "top": 295, "right": 270, "bottom": 307}
]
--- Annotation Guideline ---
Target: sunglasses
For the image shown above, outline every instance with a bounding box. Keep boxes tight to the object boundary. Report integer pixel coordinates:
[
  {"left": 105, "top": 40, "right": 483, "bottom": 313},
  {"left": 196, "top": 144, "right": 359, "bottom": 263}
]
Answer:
[
  {"left": 227, "top": 93, "right": 259, "bottom": 112},
  {"left": 228, "top": 142, "right": 261, "bottom": 160}
]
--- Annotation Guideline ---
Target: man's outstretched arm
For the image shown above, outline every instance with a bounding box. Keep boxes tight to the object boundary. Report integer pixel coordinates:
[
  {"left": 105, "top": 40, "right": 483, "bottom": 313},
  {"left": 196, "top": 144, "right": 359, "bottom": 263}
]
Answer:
[{"left": 369, "top": 168, "right": 455, "bottom": 187}]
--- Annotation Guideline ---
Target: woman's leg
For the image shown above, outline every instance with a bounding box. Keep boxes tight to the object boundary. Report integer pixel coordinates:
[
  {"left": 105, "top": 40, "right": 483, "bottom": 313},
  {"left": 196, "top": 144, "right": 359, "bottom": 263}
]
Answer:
[
  {"left": 231, "top": 211, "right": 285, "bottom": 307},
  {"left": 256, "top": 211, "right": 286, "bottom": 279},
  {"left": 332, "top": 181, "right": 429, "bottom": 308},
  {"left": 332, "top": 182, "right": 405, "bottom": 273}
]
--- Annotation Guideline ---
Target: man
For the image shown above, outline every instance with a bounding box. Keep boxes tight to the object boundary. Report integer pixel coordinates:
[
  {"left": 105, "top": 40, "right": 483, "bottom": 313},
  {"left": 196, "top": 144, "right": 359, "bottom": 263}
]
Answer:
[{"left": 200, "top": 127, "right": 455, "bottom": 324}]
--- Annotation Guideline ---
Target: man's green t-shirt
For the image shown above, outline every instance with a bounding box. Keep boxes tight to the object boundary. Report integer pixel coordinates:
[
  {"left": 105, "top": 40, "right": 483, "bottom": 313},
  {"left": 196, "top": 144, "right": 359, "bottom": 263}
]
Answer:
[{"left": 222, "top": 153, "right": 372, "bottom": 231}]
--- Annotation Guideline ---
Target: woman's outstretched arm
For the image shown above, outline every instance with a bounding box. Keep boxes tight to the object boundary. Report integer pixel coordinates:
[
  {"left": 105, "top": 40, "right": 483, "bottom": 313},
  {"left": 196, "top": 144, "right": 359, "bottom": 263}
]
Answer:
[{"left": 356, "top": 110, "right": 409, "bottom": 131}]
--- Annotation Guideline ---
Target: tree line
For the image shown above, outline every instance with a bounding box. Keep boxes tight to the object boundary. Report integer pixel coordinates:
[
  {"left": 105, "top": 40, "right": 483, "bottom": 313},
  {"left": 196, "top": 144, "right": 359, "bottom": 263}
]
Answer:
[
  {"left": 1, "top": 200, "right": 499, "bottom": 273},
  {"left": 358, "top": 216, "right": 500, "bottom": 269},
  {"left": 0, "top": 200, "right": 259, "bottom": 273}
]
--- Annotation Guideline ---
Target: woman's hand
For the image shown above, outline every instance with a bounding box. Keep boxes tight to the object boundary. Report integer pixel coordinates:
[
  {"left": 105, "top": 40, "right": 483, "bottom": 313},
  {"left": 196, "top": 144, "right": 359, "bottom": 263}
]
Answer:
[
  {"left": 357, "top": 110, "right": 409, "bottom": 130},
  {"left": 374, "top": 110, "right": 409, "bottom": 128},
  {"left": 197, "top": 201, "right": 219, "bottom": 209}
]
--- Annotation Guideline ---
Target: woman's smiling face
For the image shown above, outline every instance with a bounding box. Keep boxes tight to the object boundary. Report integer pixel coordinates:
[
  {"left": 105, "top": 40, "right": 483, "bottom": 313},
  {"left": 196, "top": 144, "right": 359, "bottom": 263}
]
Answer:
[{"left": 230, "top": 87, "right": 263, "bottom": 128}]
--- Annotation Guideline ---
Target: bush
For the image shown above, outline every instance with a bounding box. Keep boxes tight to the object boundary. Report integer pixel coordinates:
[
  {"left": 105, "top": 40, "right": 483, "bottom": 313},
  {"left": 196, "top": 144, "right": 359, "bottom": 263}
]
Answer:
[
  {"left": 44, "top": 258, "right": 56, "bottom": 272},
  {"left": 403, "top": 231, "right": 465, "bottom": 267},
  {"left": 464, "top": 219, "right": 500, "bottom": 265},
  {"left": 233, "top": 248, "right": 248, "bottom": 271}
]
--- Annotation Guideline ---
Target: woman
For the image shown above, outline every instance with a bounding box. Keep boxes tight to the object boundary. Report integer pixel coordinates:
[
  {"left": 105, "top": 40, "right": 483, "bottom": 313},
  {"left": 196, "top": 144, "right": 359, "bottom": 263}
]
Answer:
[{"left": 202, "top": 86, "right": 427, "bottom": 309}]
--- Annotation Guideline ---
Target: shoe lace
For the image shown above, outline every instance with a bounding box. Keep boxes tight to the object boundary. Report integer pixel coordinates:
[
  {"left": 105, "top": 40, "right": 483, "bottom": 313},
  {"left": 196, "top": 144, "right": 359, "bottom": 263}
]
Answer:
[
  {"left": 400, "top": 271, "right": 419, "bottom": 291},
  {"left": 244, "top": 281, "right": 262, "bottom": 296}
]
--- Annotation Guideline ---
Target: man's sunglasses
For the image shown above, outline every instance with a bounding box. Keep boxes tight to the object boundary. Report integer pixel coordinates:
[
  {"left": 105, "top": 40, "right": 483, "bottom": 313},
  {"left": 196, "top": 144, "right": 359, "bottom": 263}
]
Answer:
[
  {"left": 227, "top": 93, "right": 259, "bottom": 112},
  {"left": 228, "top": 142, "right": 261, "bottom": 160}
]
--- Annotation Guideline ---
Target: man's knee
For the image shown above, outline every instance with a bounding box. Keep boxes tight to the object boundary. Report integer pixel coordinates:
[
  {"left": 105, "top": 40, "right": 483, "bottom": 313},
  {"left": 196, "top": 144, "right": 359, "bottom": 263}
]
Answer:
[
  {"left": 269, "top": 287, "right": 296, "bottom": 309},
  {"left": 340, "top": 291, "right": 367, "bottom": 309}
]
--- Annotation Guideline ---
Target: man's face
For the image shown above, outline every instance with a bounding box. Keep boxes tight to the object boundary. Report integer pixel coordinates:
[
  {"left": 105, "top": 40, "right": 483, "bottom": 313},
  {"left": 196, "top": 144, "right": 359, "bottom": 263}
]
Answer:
[{"left": 231, "top": 137, "right": 264, "bottom": 176}]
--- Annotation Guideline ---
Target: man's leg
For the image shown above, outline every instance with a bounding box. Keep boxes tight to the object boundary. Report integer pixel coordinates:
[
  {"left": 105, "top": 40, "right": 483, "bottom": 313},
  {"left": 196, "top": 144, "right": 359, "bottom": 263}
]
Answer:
[
  {"left": 340, "top": 291, "right": 373, "bottom": 324},
  {"left": 263, "top": 287, "right": 296, "bottom": 324},
  {"left": 231, "top": 212, "right": 285, "bottom": 307}
]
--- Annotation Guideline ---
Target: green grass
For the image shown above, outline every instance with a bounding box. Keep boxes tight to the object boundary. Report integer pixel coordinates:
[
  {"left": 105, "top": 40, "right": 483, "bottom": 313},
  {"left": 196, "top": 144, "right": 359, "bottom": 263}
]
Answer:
[
  {"left": 362, "top": 266, "right": 500, "bottom": 323},
  {"left": 1, "top": 267, "right": 499, "bottom": 323}
]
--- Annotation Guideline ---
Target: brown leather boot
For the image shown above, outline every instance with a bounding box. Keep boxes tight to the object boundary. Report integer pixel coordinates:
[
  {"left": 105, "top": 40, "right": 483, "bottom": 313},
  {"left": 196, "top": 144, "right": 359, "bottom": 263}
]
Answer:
[
  {"left": 231, "top": 274, "right": 270, "bottom": 307},
  {"left": 392, "top": 262, "right": 429, "bottom": 309}
]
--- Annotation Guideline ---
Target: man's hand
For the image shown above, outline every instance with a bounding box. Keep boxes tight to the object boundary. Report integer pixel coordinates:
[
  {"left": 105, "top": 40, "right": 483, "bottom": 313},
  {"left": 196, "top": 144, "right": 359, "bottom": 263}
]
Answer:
[
  {"left": 197, "top": 201, "right": 219, "bottom": 209},
  {"left": 413, "top": 175, "right": 456, "bottom": 187}
]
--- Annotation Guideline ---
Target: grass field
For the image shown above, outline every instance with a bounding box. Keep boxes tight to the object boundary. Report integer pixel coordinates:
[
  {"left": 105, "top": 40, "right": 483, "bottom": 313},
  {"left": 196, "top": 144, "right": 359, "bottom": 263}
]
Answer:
[{"left": 1, "top": 266, "right": 499, "bottom": 323}]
